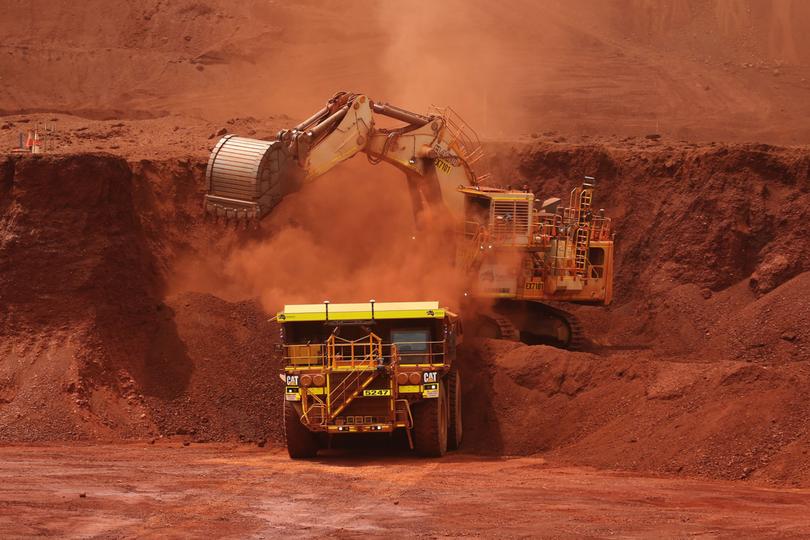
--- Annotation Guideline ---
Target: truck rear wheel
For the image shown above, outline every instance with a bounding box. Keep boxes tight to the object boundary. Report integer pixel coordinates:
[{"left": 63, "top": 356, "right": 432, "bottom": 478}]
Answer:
[
  {"left": 447, "top": 370, "right": 463, "bottom": 450},
  {"left": 284, "top": 401, "right": 319, "bottom": 459},
  {"left": 411, "top": 382, "right": 448, "bottom": 457}
]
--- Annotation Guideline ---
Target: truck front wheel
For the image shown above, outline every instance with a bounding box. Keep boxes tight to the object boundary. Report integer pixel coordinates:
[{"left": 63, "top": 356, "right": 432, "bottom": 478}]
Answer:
[
  {"left": 412, "top": 382, "right": 448, "bottom": 457},
  {"left": 284, "top": 401, "right": 319, "bottom": 459}
]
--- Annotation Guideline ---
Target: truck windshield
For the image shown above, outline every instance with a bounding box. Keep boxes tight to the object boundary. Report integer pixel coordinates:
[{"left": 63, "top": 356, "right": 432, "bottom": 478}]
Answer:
[{"left": 391, "top": 329, "right": 430, "bottom": 364}]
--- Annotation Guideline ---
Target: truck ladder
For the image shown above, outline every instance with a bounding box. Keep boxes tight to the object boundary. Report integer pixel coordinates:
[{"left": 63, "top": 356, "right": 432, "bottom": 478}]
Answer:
[
  {"left": 328, "top": 369, "right": 380, "bottom": 419},
  {"left": 322, "top": 332, "right": 386, "bottom": 420}
]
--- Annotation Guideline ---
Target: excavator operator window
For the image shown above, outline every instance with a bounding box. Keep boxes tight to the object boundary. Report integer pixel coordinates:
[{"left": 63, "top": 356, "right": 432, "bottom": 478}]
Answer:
[{"left": 391, "top": 328, "right": 430, "bottom": 364}]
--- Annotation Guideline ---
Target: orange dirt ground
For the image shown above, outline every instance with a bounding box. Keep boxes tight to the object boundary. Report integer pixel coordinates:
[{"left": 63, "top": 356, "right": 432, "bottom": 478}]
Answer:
[
  {"left": 3, "top": 444, "right": 810, "bottom": 538},
  {"left": 2, "top": 0, "right": 810, "bottom": 536}
]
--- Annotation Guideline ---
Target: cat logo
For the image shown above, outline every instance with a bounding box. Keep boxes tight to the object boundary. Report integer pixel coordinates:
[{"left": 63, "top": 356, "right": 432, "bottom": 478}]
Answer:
[
  {"left": 423, "top": 371, "right": 438, "bottom": 384},
  {"left": 286, "top": 374, "right": 299, "bottom": 386}
]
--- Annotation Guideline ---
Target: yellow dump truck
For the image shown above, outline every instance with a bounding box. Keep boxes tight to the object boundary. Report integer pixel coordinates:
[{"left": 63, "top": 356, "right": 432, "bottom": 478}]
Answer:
[{"left": 277, "top": 301, "right": 462, "bottom": 458}]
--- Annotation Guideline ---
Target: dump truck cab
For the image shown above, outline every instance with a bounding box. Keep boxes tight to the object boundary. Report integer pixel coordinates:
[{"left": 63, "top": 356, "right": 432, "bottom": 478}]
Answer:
[{"left": 278, "top": 300, "right": 463, "bottom": 458}]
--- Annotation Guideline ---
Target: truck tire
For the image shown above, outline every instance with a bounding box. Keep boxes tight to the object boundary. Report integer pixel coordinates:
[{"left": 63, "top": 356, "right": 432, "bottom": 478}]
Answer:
[
  {"left": 447, "top": 370, "right": 463, "bottom": 450},
  {"left": 284, "top": 401, "right": 318, "bottom": 459},
  {"left": 411, "top": 382, "right": 448, "bottom": 457}
]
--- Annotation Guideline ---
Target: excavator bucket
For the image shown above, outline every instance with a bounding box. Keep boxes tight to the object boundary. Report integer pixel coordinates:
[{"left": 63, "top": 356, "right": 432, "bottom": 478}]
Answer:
[{"left": 204, "top": 135, "right": 299, "bottom": 220}]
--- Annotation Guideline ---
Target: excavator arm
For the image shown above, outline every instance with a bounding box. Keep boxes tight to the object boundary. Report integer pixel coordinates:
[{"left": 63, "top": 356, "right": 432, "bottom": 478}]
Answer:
[{"left": 204, "top": 92, "right": 484, "bottom": 224}]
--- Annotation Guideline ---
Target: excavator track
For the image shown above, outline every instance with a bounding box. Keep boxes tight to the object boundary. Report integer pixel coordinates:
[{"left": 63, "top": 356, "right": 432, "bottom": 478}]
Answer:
[
  {"left": 492, "top": 313, "right": 520, "bottom": 342},
  {"left": 527, "top": 302, "right": 587, "bottom": 351},
  {"left": 546, "top": 304, "right": 586, "bottom": 351},
  {"left": 481, "top": 301, "right": 587, "bottom": 350},
  {"left": 468, "top": 309, "right": 520, "bottom": 342}
]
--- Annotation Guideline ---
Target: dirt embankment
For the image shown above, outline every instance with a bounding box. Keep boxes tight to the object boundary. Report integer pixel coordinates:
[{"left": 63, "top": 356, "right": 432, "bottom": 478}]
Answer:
[
  {"left": 485, "top": 140, "right": 810, "bottom": 357},
  {"left": 462, "top": 340, "right": 810, "bottom": 486},
  {"left": 0, "top": 153, "right": 282, "bottom": 443},
  {"left": 457, "top": 140, "right": 810, "bottom": 486},
  {"left": 2, "top": 141, "right": 810, "bottom": 487}
]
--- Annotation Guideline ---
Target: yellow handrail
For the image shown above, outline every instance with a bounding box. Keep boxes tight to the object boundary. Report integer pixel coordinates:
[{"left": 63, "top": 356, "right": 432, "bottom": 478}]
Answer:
[
  {"left": 327, "top": 332, "right": 383, "bottom": 369},
  {"left": 284, "top": 335, "right": 447, "bottom": 367}
]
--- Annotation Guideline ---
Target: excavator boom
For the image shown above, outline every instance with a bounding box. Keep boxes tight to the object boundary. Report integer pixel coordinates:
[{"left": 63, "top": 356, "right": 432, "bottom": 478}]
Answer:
[{"left": 205, "top": 92, "right": 480, "bottom": 224}]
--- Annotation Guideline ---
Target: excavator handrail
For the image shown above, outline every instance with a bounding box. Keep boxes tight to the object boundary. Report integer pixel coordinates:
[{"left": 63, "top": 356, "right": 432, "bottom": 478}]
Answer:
[{"left": 428, "top": 105, "right": 484, "bottom": 164}]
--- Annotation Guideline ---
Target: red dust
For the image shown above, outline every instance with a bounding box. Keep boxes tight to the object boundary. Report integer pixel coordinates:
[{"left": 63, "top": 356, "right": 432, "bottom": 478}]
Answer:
[{"left": 175, "top": 159, "right": 468, "bottom": 310}]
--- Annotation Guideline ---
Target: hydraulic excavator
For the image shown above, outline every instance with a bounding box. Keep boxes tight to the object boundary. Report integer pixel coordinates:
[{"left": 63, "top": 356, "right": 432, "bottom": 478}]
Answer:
[{"left": 204, "top": 91, "right": 614, "bottom": 348}]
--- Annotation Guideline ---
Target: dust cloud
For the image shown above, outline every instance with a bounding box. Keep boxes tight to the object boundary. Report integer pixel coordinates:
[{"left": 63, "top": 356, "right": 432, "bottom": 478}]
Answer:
[
  {"left": 373, "top": 0, "right": 550, "bottom": 136},
  {"left": 175, "top": 158, "right": 467, "bottom": 312}
]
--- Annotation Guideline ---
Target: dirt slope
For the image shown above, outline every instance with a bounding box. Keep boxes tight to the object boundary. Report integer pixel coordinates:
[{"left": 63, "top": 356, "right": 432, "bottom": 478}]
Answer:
[
  {"left": 0, "top": 153, "right": 281, "bottom": 442},
  {"left": 462, "top": 339, "right": 810, "bottom": 486},
  {"left": 483, "top": 139, "right": 810, "bottom": 355},
  {"left": 2, "top": 1, "right": 810, "bottom": 142},
  {"left": 2, "top": 142, "right": 809, "bottom": 487}
]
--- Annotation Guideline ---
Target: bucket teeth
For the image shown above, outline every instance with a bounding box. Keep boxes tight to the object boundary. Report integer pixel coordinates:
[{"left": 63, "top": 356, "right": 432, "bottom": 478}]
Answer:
[{"left": 203, "top": 196, "right": 261, "bottom": 223}]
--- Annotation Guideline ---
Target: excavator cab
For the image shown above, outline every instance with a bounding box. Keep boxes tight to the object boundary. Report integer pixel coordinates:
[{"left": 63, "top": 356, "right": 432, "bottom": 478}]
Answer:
[{"left": 460, "top": 187, "right": 534, "bottom": 248}]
